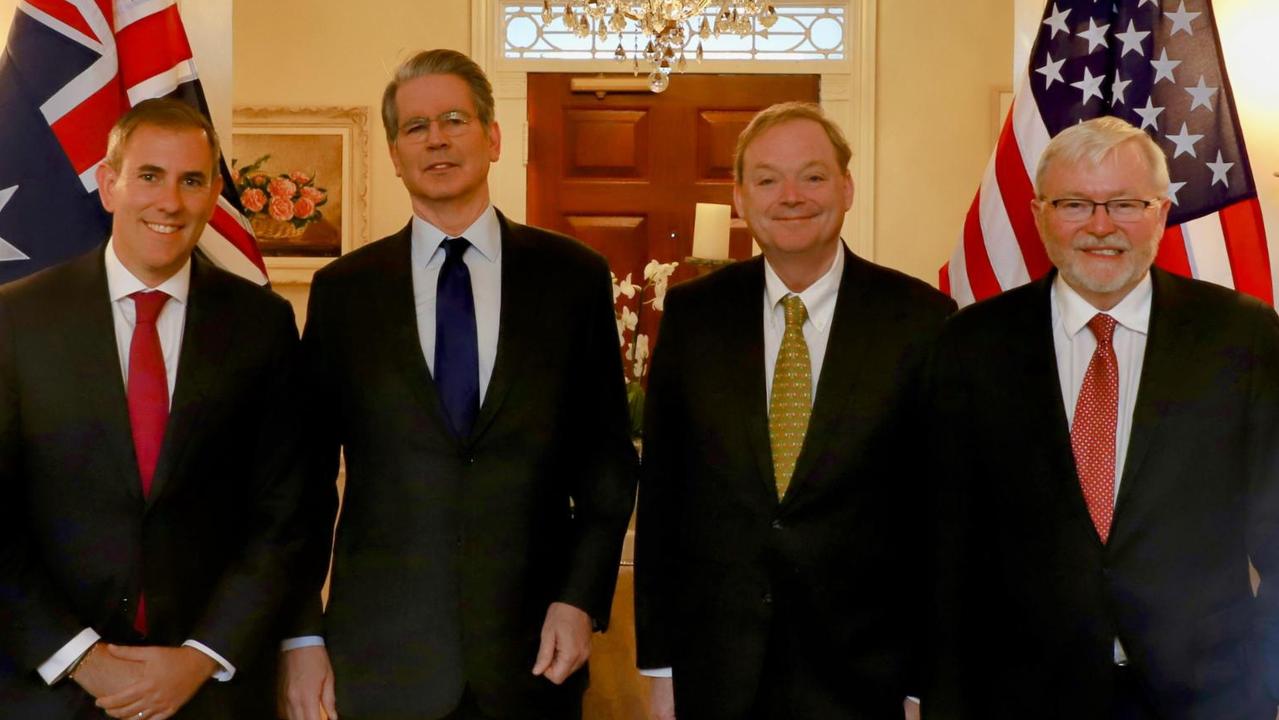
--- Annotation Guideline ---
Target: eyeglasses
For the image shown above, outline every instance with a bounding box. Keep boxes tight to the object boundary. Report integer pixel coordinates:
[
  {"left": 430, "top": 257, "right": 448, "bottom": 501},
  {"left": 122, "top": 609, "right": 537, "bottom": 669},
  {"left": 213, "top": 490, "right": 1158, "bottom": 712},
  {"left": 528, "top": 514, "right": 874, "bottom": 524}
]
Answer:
[
  {"left": 1044, "top": 197, "right": 1161, "bottom": 222},
  {"left": 396, "top": 111, "right": 475, "bottom": 142}
]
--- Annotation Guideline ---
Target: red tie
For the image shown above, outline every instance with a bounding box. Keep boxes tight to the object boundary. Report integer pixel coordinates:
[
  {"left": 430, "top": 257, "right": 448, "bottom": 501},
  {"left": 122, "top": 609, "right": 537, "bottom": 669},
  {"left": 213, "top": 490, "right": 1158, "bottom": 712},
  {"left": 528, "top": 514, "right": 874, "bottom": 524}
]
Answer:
[
  {"left": 1071, "top": 313, "right": 1118, "bottom": 543},
  {"left": 127, "top": 290, "right": 169, "bottom": 634}
]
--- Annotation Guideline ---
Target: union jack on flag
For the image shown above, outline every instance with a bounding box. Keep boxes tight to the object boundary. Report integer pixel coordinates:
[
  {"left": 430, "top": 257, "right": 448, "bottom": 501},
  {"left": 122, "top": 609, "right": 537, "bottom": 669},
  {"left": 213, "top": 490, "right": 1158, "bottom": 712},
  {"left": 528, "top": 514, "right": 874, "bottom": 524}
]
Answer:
[
  {"left": 942, "top": 0, "right": 1270, "bottom": 307},
  {"left": 0, "top": 0, "right": 267, "bottom": 286}
]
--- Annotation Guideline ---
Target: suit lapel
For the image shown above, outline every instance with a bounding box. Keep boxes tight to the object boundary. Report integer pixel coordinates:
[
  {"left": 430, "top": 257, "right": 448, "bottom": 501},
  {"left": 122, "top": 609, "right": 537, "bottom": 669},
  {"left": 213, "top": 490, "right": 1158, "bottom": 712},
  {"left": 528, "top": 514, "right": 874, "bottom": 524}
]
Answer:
[
  {"left": 715, "top": 258, "right": 776, "bottom": 499},
  {"left": 68, "top": 247, "right": 146, "bottom": 502},
  {"left": 378, "top": 224, "right": 453, "bottom": 438},
  {"left": 786, "top": 248, "right": 871, "bottom": 499},
  {"left": 1112, "top": 269, "right": 1185, "bottom": 542},
  {"left": 146, "top": 257, "right": 230, "bottom": 507},
  {"left": 469, "top": 212, "right": 534, "bottom": 441}
]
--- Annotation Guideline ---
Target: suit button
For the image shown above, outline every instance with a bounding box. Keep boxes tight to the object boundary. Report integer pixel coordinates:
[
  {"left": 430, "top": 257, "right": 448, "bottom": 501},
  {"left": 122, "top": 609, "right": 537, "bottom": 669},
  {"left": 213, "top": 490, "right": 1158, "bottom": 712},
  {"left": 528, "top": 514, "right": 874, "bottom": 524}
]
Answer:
[
  {"left": 771, "top": 519, "right": 783, "bottom": 530},
  {"left": 466, "top": 456, "right": 476, "bottom": 465},
  {"left": 761, "top": 592, "right": 773, "bottom": 605}
]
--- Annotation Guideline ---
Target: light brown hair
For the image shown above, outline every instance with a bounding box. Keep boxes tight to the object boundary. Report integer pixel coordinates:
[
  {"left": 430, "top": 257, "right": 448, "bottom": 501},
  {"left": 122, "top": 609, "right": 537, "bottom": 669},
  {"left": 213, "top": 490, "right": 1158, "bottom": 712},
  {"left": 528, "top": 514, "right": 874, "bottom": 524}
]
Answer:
[
  {"left": 733, "top": 101, "right": 852, "bottom": 183},
  {"left": 381, "top": 49, "right": 495, "bottom": 141}
]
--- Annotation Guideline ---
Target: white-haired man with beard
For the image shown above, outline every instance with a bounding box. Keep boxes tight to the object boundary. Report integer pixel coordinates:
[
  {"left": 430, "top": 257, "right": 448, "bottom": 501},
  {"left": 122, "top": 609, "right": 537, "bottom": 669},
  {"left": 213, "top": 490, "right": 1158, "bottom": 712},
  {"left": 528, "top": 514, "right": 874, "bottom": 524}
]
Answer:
[{"left": 927, "top": 116, "right": 1279, "bottom": 719}]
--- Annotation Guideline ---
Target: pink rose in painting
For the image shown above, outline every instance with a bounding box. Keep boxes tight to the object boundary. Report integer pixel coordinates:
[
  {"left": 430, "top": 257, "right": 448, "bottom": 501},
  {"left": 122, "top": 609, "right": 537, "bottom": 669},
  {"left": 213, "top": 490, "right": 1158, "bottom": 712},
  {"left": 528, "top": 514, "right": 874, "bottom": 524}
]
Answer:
[
  {"left": 300, "top": 185, "right": 327, "bottom": 204},
  {"left": 240, "top": 188, "right": 267, "bottom": 213},
  {"left": 293, "top": 196, "right": 316, "bottom": 220},
  {"left": 269, "top": 196, "right": 294, "bottom": 222},
  {"left": 268, "top": 177, "right": 298, "bottom": 199},
  {"left": 290, "top": 170, "right": 312, "bottom": 185},
  {"left": 248, "top": 173, "right": 269, "bottom": 187}
]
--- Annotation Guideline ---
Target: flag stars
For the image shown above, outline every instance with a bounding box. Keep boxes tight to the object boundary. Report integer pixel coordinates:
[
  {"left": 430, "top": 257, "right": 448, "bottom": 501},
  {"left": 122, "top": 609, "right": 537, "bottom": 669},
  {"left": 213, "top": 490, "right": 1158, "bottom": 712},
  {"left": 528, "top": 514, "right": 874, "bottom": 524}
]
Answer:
[
  {"left": 1114, "top": 20, "right": 1150, "bottom": 58},
  {"left": 1185, "top": 75, "right": 1218, "bottom": 111},
  {"left": 1077, "top": 17, "right": 1111, "bottom": 53},
  {"left": 1037, "top": 52, "right": 1067, "bottom": 89},
  {"left": 1111, "top": 73, "right": 1132, "bottom": 106},
  {"left": 1134, "top": 97, "right": 1164, "bottom": 131},
  {"left": 1166, "top": 122, "right": 1204, "bottom": 158},
  {"left": 0, "top": 185, "right": 30, "bottom": 263},
  {"left": 1042, "top": 3, "right": 1071, "bottom": 38},
  {"left": 1150, "top": 48, "right": 1181, "bottom": 85},
  {"left": 1206, "top": 151, "right": 1234, "bottom": 187},
  {"left": 1072, "top": 67, "right": 1106, "bottom": 104},
  {"left": 1166, "top": 180, "right": 1186, "bottom": 206},
  {"left": 1165, "top": 0, "right": 1201, "bottom": 36}
]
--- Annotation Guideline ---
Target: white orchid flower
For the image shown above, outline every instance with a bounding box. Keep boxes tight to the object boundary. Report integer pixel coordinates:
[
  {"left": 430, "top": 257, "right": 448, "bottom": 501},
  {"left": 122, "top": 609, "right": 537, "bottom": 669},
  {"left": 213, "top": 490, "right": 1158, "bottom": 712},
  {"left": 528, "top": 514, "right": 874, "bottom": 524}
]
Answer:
[
  {"left": 624, "top": 341, "right": 634, "bottom": 361},
  {"left": 611, "top": 272, "right": 622, "bottom": 303},
  {"left": 618, "top": 273, "right": 638, "bottom": 299},
  {"left": 634, "top": 333, "right": 650, "bottom": 363},
  {"left": 632, "top": 357, "right": 645, "bottom": 379},
  {"left": 620, "top": 305, "right": 639, "bottom": 332}
]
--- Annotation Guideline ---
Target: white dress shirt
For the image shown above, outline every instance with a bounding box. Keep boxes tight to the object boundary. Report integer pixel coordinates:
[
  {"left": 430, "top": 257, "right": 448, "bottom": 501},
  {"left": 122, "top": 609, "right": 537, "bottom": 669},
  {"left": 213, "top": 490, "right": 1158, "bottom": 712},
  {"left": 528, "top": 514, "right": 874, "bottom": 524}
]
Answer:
[
  {"left": 639, "top": 248, "right": 846, "bottom": 680},
  {"left": 280, "top": 206, "right": 505, "bottom": 654},
  {"left": 38, "top": 240, "right": 234, "bottom": 684},
  {"left": 1050, "top": 271, "right": 1152, "bottom": 665}
]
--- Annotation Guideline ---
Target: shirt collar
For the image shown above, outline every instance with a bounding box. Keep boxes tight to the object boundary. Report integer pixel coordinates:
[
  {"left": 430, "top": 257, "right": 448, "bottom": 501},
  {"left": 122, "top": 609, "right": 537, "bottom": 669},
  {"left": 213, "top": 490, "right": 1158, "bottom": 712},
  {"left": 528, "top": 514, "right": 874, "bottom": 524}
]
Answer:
[
  {"left": 1052, "top": 271, "right": 1152, "bottom": 339},
  {"left": 411, "top": 205, "right": 501, "bottom": 267},
  {"left": 104, "top": 237, "right": 191, "bottom": 305},
  {"left": 763, "top": 244, "right": 844, "bottom": 332}
]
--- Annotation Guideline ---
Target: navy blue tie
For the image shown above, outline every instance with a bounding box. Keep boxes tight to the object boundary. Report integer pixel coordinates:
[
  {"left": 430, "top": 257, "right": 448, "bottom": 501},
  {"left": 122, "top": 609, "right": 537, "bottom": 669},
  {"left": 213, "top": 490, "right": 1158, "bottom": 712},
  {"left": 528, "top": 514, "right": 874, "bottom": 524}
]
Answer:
[{"left": 435, "top": 237, "right": 479, "bottom": 438}]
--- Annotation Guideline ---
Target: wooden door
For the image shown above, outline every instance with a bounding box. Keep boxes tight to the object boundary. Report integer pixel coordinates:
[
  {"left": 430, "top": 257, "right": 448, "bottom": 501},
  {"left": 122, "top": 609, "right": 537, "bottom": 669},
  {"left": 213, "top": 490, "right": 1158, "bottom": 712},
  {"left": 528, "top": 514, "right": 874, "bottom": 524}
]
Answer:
[{"left": 527, "top": 73, "right": 820, "bottom": 294}]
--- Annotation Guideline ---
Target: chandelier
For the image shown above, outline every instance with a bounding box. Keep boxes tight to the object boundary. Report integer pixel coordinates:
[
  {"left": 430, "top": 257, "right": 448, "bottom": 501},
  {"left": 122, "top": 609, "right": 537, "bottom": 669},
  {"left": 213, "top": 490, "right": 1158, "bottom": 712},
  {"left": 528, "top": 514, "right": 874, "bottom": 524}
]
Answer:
[{"left": 544, "top": 1, "right": 780, "bottom": 93}]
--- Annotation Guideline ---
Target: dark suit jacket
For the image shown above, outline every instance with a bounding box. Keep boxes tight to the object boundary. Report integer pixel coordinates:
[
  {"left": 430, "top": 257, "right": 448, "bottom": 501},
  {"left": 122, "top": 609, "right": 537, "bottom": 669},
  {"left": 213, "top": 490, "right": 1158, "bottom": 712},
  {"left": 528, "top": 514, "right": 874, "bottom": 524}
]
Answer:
[
  {"left": 294, "top": 212, "right": 637, "bottom": 720},
  {"left": 0, "top": 246, "right": 306, "bottom": 719},
  {"left": 634, "top": 249, "right": 955, "bottom": 719},
  {"left": 927, "top": 268, "right": 1279, "bottom": 719}
]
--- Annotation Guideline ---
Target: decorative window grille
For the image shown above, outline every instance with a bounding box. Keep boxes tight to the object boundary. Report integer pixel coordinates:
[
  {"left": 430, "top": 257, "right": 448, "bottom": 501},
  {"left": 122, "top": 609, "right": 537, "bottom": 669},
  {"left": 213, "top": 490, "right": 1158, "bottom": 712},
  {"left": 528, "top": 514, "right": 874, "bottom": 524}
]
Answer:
[{"left": 502, "top": 3, "right": 846, "bottom": 63}]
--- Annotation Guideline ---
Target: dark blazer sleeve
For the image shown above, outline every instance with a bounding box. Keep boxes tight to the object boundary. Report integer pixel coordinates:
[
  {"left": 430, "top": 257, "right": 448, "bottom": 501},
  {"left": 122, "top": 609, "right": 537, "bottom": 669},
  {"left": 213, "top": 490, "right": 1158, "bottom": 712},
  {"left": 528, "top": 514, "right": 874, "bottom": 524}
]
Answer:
[
  {"left": 184, "top": 291, "right": 311, "bottom": 666},
  {"left": 1245, "top": 303, "right": 1279, "bottom": 701},
  {"left": 0, "top": 295, "right": 86, "bottom": 672},
  {"left": 554, "top": 250, "right": 638, "bottom": 627},
  {"left": 632, "top": 283, "right": 688, "bottom": 670},
  {"left": 283, "top": 269, "right": 343, "bottom": 639}
]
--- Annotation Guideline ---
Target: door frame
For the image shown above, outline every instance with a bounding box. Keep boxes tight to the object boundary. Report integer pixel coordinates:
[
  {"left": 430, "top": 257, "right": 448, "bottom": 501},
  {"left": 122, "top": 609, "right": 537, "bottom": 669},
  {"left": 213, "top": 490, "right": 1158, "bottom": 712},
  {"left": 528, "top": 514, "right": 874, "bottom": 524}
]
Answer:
[{"left": 470, "top": 0, "right": 878, "bottom": 261}]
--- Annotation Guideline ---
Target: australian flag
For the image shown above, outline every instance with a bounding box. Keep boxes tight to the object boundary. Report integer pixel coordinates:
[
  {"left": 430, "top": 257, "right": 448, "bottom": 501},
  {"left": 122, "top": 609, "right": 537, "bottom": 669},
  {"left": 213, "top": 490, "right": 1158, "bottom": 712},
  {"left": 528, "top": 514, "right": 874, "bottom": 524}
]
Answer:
[{"left": 0, "top": 0, "right": 266, "bottom": 286}]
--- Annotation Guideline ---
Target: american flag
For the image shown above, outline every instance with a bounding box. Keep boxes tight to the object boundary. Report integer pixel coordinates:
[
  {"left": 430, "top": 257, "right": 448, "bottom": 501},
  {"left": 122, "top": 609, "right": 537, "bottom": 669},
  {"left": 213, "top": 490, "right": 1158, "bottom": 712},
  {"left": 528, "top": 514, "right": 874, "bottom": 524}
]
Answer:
[
  {"left": 0, "top": 0, "right": 267, "bottom": 286},
  {"left": 942, "top": 0, "right": 1270, "bottom": 307}
]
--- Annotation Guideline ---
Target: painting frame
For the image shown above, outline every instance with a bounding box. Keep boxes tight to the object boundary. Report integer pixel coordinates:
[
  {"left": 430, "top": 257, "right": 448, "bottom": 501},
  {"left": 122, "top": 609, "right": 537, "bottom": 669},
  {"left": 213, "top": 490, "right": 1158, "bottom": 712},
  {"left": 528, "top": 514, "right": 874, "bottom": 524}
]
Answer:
[{"left": 231, "top": 106, "right": 370, "bottom": 285}]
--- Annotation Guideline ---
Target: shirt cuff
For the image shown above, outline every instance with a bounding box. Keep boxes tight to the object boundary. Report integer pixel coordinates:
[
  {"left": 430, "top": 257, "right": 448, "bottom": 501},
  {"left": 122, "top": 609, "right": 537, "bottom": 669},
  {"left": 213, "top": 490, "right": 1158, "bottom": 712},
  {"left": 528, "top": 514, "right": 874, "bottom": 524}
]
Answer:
[
  {"left": 280, "top": 635, "right": 326, "bottom": 652},
  {"left": 182, "top": 640, "right": 235, "bottom": 682},
  {"left": 907, "top": 696, "right": 921, "bottom": 704},
  {"left": 37, "top": 628, "right": 101, "bottom": 685},
  {"left": 639, "top": 666, "right": 673, "bottom": 678}
]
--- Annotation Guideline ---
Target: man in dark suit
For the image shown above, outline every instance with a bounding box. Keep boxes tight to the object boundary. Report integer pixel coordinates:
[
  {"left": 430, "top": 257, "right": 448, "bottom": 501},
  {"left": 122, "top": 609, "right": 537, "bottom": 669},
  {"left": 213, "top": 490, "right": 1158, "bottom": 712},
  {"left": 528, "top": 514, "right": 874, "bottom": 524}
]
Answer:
[
  {"left": 278, "top": 49, "right": 636, "bottom": 720},
  {"left": 928, "top": 116, "right": 1279, "bottom": 719},
  {"left": 633, "top": 101, "right": 955, "bottom": 720},
  {"left": 0, "top": 99, "right": 305, "bottom": 719}
]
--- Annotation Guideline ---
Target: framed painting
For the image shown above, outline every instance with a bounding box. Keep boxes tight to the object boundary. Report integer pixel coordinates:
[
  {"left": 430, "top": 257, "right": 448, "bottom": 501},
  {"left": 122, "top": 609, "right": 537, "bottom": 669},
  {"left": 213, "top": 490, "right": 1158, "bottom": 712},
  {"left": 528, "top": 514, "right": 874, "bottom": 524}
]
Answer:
[{"left": 231, "top": 106, "right": 369, "bottom": 284}]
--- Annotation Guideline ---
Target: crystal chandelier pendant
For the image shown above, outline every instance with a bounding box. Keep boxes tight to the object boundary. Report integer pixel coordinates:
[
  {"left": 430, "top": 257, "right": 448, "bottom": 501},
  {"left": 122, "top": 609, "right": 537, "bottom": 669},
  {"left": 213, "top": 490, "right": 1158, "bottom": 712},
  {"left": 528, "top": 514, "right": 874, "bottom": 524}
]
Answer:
[
  {"left": 677, "top": 51, "right": 687, "bottom": 72},
  {"left": 648, "top": 70, "right": 669, "bottom": 93},
  {"left": 615, "top": 41, "right": 627, "bottom": 61},
  {"left": 541, "top": 0, "right": 554, "bottom": 24},
  {"left": 696, "top": 40, "right": 704, "bottom": 63}
]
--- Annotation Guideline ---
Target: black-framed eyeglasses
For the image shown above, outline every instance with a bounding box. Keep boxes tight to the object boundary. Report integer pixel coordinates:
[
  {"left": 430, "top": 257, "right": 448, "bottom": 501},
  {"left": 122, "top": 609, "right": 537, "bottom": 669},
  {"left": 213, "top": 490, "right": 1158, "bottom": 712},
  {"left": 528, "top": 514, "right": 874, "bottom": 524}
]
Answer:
[
  {"left": 1044, "top": 197, "right": 1161, "bottom": 222},
  {"left": 397, "top": 111, "right": 475, "bottom": 142}
]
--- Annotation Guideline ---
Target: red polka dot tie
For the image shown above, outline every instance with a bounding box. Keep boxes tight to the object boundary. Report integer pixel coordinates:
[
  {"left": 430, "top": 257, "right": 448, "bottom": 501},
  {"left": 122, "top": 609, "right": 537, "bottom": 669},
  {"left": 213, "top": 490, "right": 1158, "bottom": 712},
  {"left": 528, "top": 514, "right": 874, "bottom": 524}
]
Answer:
[{"left": 1072, "top": 313, "right": 1118, "bottom": 543}]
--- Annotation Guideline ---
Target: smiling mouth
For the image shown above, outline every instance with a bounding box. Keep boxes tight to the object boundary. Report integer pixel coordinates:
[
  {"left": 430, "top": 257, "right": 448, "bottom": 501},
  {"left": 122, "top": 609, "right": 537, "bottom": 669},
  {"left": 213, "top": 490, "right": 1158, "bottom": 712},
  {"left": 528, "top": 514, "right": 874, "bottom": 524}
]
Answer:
[
  {"left": 144, "top": 222, "right": 181, "bottom": 234},
  {"left": 1080, "top": 247, "right": 1126, "bottom": 256},
  {"left": 425, "top": 162, "right": 457, "bottom": 171}
]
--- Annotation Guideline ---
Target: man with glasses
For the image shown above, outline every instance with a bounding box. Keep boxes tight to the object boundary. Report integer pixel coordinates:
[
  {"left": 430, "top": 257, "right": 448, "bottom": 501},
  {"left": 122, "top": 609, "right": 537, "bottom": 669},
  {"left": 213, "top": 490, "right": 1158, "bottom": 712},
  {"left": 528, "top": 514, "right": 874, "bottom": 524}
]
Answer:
[
  {"left": 278, "top": 49, "right": 636, "bottom": 720},
  {"left": 928, "top": 116, "right": 1279, "bottom": 718}
]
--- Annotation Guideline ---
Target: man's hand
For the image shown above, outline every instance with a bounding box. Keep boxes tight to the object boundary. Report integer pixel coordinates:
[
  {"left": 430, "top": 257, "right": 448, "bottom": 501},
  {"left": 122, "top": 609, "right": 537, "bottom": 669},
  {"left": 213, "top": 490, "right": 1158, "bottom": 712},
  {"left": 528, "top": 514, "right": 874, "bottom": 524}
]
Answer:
[
  {"left": 531, "top": 602, "right": 592, "bottom": 685},
  {"left": 904, "top": 697, "right": 920, "bottom": 720},
  {"left": 70, "top": 643, "right": 143, "bottom": 699},
  {"left": 648, "top": 675, "right": 675, "bottom": 720},
  {"left": 94, "top": 645, "right": 216, "bottom": 720},
  {"left": 279, "top": 645, "right": 338, "bottom": 720}
]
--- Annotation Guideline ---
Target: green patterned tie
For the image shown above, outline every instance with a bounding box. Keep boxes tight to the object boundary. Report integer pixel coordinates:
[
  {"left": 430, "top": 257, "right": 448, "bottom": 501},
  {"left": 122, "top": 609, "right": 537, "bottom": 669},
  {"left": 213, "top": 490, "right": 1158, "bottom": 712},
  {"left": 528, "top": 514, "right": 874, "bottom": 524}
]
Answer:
[{"left": 769, "top": 294, "right": 811, "bottom": 499}]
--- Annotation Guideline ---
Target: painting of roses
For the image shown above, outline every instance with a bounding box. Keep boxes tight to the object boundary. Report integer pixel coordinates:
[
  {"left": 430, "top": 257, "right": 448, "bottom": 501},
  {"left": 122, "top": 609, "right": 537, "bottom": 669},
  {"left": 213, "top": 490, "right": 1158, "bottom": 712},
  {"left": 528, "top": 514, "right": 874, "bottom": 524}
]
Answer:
[
  {"left": 231, "top": 134, "right": 342, "bottom": 256},
  {"left": 231, "top": 106, "right": 369, "bottom": 278}
]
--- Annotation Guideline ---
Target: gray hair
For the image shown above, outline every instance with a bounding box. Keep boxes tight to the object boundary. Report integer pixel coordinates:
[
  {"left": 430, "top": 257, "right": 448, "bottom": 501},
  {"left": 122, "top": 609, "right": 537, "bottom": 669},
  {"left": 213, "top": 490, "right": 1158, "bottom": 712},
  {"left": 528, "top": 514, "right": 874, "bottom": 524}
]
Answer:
[
  {"left": 1035, "top": 116, "right": 1170, "bottom": 196},
  {"left": 381, "top": 49, "right": 494, "bottom": 141}
]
